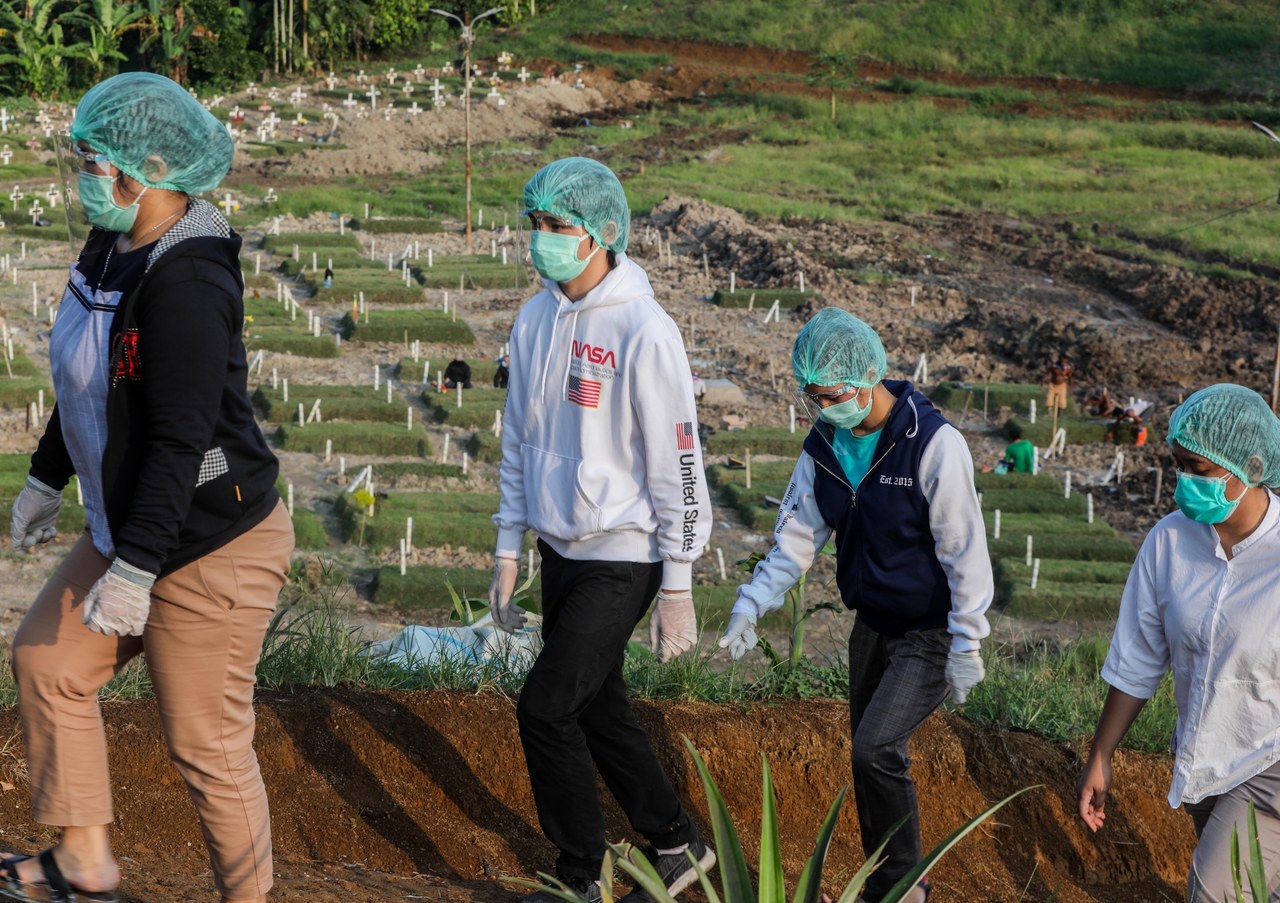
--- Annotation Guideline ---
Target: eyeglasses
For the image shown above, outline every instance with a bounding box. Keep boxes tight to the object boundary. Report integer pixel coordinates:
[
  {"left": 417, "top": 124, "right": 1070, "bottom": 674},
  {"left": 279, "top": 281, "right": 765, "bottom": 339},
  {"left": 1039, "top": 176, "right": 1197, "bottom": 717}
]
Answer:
[
  {"left": 794, "top": 384, "right": 862, "bottom": 420},
  {"left": 528, "top": 212, "right": 580, "bottom": 231},
  {"left": 71, "top": 144, "right": 112, "bottom": 167}
]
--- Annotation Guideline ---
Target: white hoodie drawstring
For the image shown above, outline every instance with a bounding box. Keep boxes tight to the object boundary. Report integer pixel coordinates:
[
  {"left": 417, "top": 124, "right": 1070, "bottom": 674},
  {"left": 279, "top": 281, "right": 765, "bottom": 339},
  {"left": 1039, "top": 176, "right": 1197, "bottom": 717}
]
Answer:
[
  {"left": 560, "top": 309, "right": 581, "bottom": 401},
  {"left": 538, "top": 297, "right": 568, "bottom": 405}
]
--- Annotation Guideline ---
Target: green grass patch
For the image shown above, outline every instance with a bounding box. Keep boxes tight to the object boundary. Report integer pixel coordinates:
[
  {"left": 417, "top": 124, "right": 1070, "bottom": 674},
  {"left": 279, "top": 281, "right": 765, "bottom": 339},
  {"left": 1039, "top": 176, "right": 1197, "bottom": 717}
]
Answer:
[
  {"left": 274, "top": 480, "right": 329, "bottom": 551},
  {"left": 370, "top": 564, "right": 542, "bottom": 610},
  {"left": 1003, "top": 415, "right": 1111, "bottom": 447},
  {"left": 467, "top": 430, "right": 502, "bottom": 464},
  {"left": 987, "top": 532, "right": 1135, "bottom": 563},
  {"left": 705, "top": 428, "right": 803, "bottom": 457},
  {"left": 982, "top": 511, "right": 1119, "bottom": 538},
  {"left": 397, "top": 357, "right": 500, "bottom": 386},
  {"left": 253, "top": 385, "right": 411, "bottom": 424},
  {"left": 712, "top": 287, "right": 819, "bottom": 309},
  {"left": 966, "top": 637, "right": 1174, "bottom": 752},
  {"left": 705, "top": 459, "right": 796, "bottom": 488},
  {"left": 422, "top": 387, "right": 506, "bottom": 428},
  {"left": 979, "top": 488, "right": 1086, "bottom": 516},
  {"left": 413, "top": 255, "right": 528, "bottom": 290},
  {"left": 246, "top": 331, "right": 342, "bottom": 358},
  {"left": 339, "top": 311, "right": 475, "bottom": 344},
  {"left": 973, "top": 471, "right": 1062, "bottom": 492},
  {"left": 0, "top": 349, "right": 53, "bottom": 410},
  {"left": 932, "top": 381, "right": 1079, "bottom": 415},
  {"left": 272, "top": 422, "right": 431, "bottom": 457},
  {"left": 718, "top": 480, "right": 789, "bottom": 532},
  {"left": 351, "top": 217, "right": 444, "bottom": 234},
  {"left": 261, "top": 232, "right": 361, "bottom": 252},
  {"left": 998, "top": 580, "right": 1124, "bottom": 620},
  {"left": 371, "top": 461, "right": 465, "bottom": 481},
  {"left": 315, "top": 286, "right": 429, "bottom": 306},
  {"left": 334, "top": 490, "right": 512, "bottom": 553}
]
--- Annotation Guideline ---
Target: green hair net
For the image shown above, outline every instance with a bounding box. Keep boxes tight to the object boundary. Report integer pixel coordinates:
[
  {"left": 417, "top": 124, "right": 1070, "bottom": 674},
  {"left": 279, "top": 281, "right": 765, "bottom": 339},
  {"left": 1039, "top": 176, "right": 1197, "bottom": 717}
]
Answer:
[
  {"left": 70, "top": 72, "right": 233, "bottom": 194},
  {"left": 1167, "top": 383, "right": 1280, "bottom": 486},
  {"left": 522, "top": 157, "right": 630, "bottom": 253},
  {"left": 792, "top": 308, "right": 886, "bottom": 388}
]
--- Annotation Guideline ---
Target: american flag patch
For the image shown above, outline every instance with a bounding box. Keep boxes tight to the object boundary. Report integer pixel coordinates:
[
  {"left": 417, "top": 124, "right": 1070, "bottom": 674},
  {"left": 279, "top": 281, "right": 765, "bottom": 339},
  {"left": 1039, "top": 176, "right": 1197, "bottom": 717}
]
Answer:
[
  {"left": 676, "top": 421, "right": 695, "bottom": 450},
  {"left": 567, "top": 375, "right": 601, "bottom": 408}
]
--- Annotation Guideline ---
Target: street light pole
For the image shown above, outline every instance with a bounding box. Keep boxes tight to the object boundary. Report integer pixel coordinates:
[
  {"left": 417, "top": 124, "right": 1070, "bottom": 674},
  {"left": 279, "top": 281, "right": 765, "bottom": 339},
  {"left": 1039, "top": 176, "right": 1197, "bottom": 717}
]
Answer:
[{"left": 431, "top": 6, "right": 503, "bottom": 254}]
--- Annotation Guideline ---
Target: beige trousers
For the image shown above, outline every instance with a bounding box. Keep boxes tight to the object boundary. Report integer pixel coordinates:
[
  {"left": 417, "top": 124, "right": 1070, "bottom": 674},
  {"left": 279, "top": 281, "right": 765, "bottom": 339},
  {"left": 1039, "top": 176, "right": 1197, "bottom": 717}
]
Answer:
[
  {"left": 11, "top": 501, "right": 294, "bottom": 900},
  {"left": 1186, "top": 759, "right": 1280, "bottom": 903},
  {"left": 1046, "top": 382, "right": 1069, "bottom": 410}
]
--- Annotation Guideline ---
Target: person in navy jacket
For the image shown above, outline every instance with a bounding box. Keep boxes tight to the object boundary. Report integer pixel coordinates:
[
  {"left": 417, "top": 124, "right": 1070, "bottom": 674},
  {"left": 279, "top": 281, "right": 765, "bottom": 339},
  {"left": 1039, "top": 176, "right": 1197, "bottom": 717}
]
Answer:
[{"left": 719, "top": 308, "right": 992, "bottom": 903}]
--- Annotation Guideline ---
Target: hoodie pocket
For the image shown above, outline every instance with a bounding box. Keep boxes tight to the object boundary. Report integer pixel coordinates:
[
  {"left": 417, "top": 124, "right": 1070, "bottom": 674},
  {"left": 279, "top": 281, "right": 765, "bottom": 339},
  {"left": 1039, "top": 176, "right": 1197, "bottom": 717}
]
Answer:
[{"left": 521, "top": 444, "right": 604, "bottom": 540}]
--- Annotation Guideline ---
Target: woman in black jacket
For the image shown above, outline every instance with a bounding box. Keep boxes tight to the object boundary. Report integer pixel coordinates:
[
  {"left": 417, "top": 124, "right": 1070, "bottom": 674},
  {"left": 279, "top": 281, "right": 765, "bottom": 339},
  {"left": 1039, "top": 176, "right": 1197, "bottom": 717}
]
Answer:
[{"left": 6, "top": 72, "right": 292, "bottom": 903}]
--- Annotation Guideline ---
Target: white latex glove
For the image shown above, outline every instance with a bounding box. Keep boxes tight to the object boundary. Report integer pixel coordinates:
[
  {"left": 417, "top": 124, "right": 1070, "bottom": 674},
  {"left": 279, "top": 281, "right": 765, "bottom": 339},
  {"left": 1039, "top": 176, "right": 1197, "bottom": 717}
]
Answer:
[
  {"left": 488, "top": 555, "right": 525, "bottom": 633},
  {"left": 649, "top": 589, "right": 696, "bottom": 662},
  {"left": 10, "top": 475, "right": 61, "bottom": 551},
  {"left": 945, "top": 649, "right": 985, "bottom": 705},
  {"left": 718, "top": 612, "right": 757, "bottom": 660},
  {"left": 83, "top": 558, "right": 156, "bottom": 637}
]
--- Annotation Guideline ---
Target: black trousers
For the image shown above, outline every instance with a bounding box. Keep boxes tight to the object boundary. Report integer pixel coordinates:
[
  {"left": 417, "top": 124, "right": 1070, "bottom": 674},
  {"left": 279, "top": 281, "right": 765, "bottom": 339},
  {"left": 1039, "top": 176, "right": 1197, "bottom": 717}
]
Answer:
[
  {"left": 848, "top": 618, "right": 951, "bottom": 903},
  {"left": 517, "top": 540, "right": 696, "bottom": 882}
]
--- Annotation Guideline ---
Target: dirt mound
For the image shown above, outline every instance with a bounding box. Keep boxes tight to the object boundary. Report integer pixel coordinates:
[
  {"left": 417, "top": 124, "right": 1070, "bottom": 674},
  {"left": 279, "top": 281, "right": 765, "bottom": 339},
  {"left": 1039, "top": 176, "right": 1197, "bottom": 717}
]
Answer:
[
  {"left": 0, "top": 691, "right": 1190, "bottom": 901},
  {"left": 282, "top": 82, "right": 610, "bottom": 179}
]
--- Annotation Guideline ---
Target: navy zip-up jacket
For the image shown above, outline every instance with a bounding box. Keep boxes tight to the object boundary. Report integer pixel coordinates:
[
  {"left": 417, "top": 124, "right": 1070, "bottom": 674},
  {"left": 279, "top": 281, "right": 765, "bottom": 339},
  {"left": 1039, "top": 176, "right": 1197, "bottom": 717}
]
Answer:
[{"left": 805, "top": 380, "right": 950, "bottom": 635}]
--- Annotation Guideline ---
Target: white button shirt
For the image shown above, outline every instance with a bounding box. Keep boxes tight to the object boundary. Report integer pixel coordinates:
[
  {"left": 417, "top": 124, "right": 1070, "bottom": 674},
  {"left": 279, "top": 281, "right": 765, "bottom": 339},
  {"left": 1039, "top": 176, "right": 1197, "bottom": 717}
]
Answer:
[{"left": 1102, "top": 491, "right": 1280, "bottom": 807}]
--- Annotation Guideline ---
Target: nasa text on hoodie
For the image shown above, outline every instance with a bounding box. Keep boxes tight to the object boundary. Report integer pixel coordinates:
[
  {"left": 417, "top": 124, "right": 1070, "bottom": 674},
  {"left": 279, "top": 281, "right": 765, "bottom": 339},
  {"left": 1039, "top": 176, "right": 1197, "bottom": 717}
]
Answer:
[{"left": 493, "top": 254, "right": 711, "bottom": 591}]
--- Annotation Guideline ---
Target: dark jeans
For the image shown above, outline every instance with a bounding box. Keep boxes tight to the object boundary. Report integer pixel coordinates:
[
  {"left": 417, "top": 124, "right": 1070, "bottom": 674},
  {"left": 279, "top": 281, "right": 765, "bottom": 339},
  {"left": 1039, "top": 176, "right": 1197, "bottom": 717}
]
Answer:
[
  {"left": 848, "top": 618, "right": 950, "bottom": 903},
  {"left": 517, "top": 540, "right": 696, "bottom": 882}
]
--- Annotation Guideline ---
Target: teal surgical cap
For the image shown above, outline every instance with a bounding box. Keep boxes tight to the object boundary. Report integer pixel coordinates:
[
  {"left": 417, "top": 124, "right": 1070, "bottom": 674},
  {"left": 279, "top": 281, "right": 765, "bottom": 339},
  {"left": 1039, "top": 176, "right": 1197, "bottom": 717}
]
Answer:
[
  {"left": 70, "top": 72, "right": 234, "bottom": 194},
  {"left": 522, "top": 157, "right": 630, "bottom": 253},
  {"left": 1167, "top": 383, "right": 1280, "bottom": 487},
  {"left": 792, "top": 308, "right": 887, "bottom": 389}
]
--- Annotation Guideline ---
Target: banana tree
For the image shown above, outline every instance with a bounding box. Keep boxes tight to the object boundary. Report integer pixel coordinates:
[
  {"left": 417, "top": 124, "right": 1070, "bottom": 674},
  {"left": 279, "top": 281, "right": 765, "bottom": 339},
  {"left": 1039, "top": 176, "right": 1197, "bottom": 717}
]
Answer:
[
  {"left": 80, "top": 0, "right": 147, "bottom": 82},
  {"left": 140, "top": 0, "right": 197, "bottom": 83},
  {"left": 0, "top": 0, "right": 93, "bottom": 99}
]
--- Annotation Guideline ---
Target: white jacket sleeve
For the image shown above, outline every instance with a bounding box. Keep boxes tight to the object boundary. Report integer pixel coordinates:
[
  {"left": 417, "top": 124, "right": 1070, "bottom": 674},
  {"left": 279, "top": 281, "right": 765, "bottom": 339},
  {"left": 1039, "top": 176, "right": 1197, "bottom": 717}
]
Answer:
[
  {"left": 1099, "top": 535, "right": 1168, "bottom": 699},
  {"left": 632, "top": 327, "right": 710, "bottom": 590},
  {"left": 492, "top": 320, "right": 529, "bottom": 557},
  {"left": 732, "top": 452, "right": 833, "bottom": 621},
  {"left": 918, "top": 425, "right": 993, "bottom": 652}
]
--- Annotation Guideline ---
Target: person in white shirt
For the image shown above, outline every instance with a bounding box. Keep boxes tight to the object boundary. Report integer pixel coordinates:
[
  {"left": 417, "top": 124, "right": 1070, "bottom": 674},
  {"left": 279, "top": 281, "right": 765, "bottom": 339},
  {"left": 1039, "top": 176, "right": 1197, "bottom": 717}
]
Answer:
[
  {"left": 488, "top": 157, "right": 714, "bottom": 903},
  {"left": 1078, "top": 383, "right": 1280, "bottom": 902},
  {"left": 718, "top": 308, "right": 992, "bottom": 903}
]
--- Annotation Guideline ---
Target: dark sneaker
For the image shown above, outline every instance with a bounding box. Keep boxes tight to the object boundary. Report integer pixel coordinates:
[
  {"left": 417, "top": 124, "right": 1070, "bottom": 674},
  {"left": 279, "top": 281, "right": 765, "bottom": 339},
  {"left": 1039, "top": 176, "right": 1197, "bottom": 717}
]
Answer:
[
  {"left": 620, "top": 840, "right": 716, "bottom": 902},
  {"left": 521, "top": 875, "right": 603, "bottom": 903}
]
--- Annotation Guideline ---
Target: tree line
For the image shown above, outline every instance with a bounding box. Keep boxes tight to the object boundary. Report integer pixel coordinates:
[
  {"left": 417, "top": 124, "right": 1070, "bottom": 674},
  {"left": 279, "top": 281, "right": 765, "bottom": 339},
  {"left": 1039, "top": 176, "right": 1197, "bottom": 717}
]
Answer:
[{"left": 0, "top": 0, "right": 539, "bottom": 99}]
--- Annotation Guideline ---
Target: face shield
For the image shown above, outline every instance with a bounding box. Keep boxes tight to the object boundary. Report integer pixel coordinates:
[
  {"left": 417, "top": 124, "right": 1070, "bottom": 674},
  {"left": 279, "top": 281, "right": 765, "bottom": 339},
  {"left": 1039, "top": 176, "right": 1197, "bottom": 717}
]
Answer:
[{"left": 53, "top": 131, "right": 95, "bottom": 251}]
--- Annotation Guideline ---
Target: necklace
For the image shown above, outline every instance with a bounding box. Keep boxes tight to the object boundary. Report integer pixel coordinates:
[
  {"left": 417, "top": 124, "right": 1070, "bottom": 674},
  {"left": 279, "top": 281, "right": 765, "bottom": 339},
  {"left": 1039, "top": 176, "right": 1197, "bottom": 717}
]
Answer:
[{"left": 96, "top": 207, "right": 185, "bottom": 292}]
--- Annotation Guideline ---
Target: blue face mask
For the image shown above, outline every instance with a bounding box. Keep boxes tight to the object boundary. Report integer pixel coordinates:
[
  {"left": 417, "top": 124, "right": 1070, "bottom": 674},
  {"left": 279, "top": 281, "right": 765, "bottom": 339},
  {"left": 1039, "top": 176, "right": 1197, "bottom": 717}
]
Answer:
[
  {"left": 1173, "top": 470, "right": 1246, "bottom": 524},
  {"left": 530, "top": 230, "right": 600, "bottom": 283},
  {"left": 77, "top": 170, "right": 146, "bottom": 233},
  {"left": 819, "top": 390, "right": 872, "bottom": 430}
]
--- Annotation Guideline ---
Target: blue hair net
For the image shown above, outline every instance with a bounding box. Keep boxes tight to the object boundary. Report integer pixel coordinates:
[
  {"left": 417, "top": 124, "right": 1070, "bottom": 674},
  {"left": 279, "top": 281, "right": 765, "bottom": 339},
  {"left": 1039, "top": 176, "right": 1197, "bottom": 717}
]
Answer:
[
  {"left": 70, "top": 72, "right": 233, "bottom": 194},
  {"left": 1167, "top": 383, "right": 1280, "bottom": 486},
  {"left": 522, "top": 157, "right": 630, "bottom": 253},
  {"left": 792, "top": 308, "right": 886, "bottom": 388}
]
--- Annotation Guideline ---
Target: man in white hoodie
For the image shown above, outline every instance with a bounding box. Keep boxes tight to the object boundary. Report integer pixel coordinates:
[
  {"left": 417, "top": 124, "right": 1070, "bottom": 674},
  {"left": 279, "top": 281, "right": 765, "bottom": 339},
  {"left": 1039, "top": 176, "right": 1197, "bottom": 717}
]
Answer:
[{"left": 489, "top": 157, "right": 715, "bottom": 903}]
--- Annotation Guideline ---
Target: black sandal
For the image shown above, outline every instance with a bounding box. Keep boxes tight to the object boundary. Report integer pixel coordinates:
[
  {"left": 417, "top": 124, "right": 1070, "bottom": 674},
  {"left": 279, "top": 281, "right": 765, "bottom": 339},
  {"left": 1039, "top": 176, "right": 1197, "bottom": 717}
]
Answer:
[{"left": 0, "top": 850, "right": 116, "bottom": 903}]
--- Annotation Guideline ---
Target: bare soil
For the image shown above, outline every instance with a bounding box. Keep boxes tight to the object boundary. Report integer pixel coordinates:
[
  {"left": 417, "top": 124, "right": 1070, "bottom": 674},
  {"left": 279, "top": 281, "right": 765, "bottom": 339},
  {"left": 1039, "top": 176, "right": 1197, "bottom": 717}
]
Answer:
[{"left": 0, "top": 692, "right": 1191, "bottom": 902}]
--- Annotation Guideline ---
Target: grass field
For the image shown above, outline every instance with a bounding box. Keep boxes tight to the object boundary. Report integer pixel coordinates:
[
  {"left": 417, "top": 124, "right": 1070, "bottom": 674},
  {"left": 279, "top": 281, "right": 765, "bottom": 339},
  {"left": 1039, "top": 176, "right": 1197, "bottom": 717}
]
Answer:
[
  {"left": 272, "top": 422, "right": 432, "bottom": 457},
  {"left": 422, "top": 387, "right": 506, "bottom": 428},
  {"left": 339, "top": 311, "right": 476, "bottom": 345},
  {"left": 253, "top": 385, "right": 411, "bottom": 425}
]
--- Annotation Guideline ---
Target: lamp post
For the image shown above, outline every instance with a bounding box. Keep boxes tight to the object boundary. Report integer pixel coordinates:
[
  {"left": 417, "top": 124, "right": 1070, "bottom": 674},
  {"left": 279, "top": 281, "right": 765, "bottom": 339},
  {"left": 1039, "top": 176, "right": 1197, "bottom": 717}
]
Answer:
[{"left": 431, "top": 6, "right": 503, "bottom": 254}]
